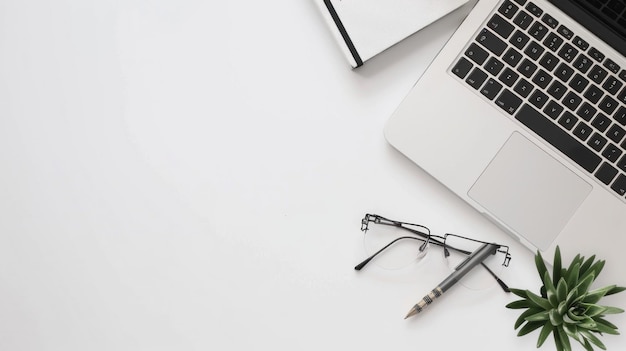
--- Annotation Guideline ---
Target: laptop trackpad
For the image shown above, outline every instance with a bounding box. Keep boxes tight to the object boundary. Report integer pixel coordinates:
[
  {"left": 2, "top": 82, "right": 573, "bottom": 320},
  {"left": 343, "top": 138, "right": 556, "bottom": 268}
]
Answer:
[{"left": 468, "top": 132, "right": 592, "bottom": 250}]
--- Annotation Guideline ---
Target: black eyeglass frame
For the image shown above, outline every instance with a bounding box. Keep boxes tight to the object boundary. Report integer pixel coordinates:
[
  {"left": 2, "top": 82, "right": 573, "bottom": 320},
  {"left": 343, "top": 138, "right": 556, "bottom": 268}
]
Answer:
[{"left": 356, "top": 213, "right": 512, "bottom": 293}]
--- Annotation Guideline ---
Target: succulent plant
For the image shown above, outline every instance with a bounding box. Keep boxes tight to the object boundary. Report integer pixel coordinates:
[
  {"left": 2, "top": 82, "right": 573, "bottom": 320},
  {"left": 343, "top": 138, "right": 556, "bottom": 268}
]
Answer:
[{"left": 506, "top": 246, "right": 625, "bottom": 351}]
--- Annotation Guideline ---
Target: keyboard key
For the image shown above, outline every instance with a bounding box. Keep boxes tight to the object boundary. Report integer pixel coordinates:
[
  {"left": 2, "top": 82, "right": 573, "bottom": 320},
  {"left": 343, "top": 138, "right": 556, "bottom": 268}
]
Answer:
[
  {"left": 515, "top": 104, "right": 601, "bottom": 173},
  {"left": 602, "top": 143, "right": 622, "bottom": 162},
  {"left": 514, "top": 78, "right": 533, "bottom": 97},
  {"left": 499, "top": 0, "right": 519, "bottom": 19},
  {"left": 543, "top": 33, "right": 563, "bottom": 52},
  {"left": 466, "top": 68, "right": 488, "bottom": 89},
  {"left": 598, "top": 95, "right": 618, "bottom": 115},
  {"left": 510, "top": 30, "right": 530, "bottom": 50},
  {"left": 569, "top": 74, "right": 589, "bottom": 93},
  {"left": 557, "top": 25, "right": 574, "bottom": 40},
  {"left": 526, "top": 2, "right": 543, "bottom": 17},
  {"left": 589, "top": 47, "right": 605, "bottom": 62},
  {"left": 555, "top": 63, "right": 574, "bottom": 82},
  {"left": 610, "top": 174, "right": 626, "bottom": 196},
  {"left": 452, "top": 58, "right": 473, "bottom": 79},
  {"left": 577, "top": 102, "right": 597, "bottom": 121},
  {"left": 532, "top": 69, "right": 552, "bottom": 89},
  {"left": 481, "top": 78, "right": 503, "bottom": 100},
  {"left": 529, "top": 21, "right": 549, "bottom": 40},
  {"left": 588, "top": 65, "right": 608, "bottom": 84},
  {"left": 573, "top": 54, "right": 593, "bottom": 74},
  {"left": 617, "top": 155, "right": 626, "bottom": 172},
  {"left": 619, "top": 70, "right": 626, "bottom": 82},
  {"left": 495, "top": 89, "right": 522, "bottom": 114},
  {"left": 547, "top": 80, "right": 567, "bottom": 99},
  {"left": 513, "top": 0, "right": 527, "bottom": 5},
  {"left": 465, "top": 43, "right": 489, "bottom": 65},
  {"left": 499, "top": 68, "right": 519, "bottom": 87},
  {"left": 476, "top": 29, "right": 507, "bottom": 56},
  {"left": 588, "top": 132, "right": 608, "bottom": 152},
  {"left": 485, "top": 57, "right": 505, "bottom": 75},
  {"left": 558, "top": 111, "right": 578, "bottom": 130},
  {"left": 513, "top": 10, "right": 533, "bottom": 30},
  {"left": 503, "top": 48, "right": 523, "bottom": 67},
  {"left": 539, "top": 52, "right": 559, "bottom": 71},
  {"left": 603, "top": 76, "right": 623, "bottom": 95},
  {"left": 618, "top": 86, "right": 626, "bottom": 104},
  {"left": 584, "top": 84, "right": 604, "bottom": 104},
  {"left": 592, "top": 113, "right": 611, "bottom": 132},
  {"left": 595, "top": 162, "right": 618, "bottom": 185},
  {"left": 563, "top": 91, "right": 583, "bottom": 110},
  {"left": 607, "top": 124, "right": 626, "bottom": 143},
  {"left": 544, "top": 100, "right": 564, "bottom": 119},
  {"left": 529, "top": 89, "right": 549, "bottom": 108},
  {"left": 573, "top": 122, "right": 593, "bottom": 141},
  {"left": 518, "top": 58, "right": 538, "bottom": 78},
  {"left": 604, "top": 59, "right": 620, "bottom": 74},
  {"left": 525, "top": 41, "right": 545, "bottom": 60},
  {"left": 541, "top": 13, "right": 558, "bottom": 28},
  {"left": 488, "top": 14, "right": 515, "bottom": 39},
  {"left": 572, "top": 36, "right": 589, "bottom": 51},
  {"left": 614, "top": 106, "right": 626, "bottom": 125},
  {"left": 558, "top": 43, "right": 578, "bottom": 62}
]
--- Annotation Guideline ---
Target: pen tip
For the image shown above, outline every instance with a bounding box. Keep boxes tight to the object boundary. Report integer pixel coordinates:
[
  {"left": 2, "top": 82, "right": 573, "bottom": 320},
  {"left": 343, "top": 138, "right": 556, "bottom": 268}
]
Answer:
[{"left": 404, "top": 308, "right": 418, "bottom": 319}]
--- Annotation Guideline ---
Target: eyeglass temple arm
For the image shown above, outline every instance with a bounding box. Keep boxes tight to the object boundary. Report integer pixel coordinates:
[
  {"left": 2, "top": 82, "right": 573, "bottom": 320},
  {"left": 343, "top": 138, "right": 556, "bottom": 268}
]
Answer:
[{"left": 354, "top": 236, "right": 427, "bottom": 271}]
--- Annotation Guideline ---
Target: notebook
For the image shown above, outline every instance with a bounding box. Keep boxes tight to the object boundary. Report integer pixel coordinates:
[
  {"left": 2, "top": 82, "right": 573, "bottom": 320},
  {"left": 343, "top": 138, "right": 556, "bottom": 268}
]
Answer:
[
  {"left": 315, "top": 0, "right": 469, "bottom": 67},
  {"left": 385, "top": 0, "right": 626, "bottom": 285}
]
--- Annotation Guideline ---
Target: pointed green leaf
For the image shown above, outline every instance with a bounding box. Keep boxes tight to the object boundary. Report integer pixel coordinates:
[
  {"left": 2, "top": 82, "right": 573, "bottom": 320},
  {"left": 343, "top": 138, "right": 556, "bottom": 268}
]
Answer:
[
  {"left": 537, "top": 321, "right": 554, "bottom": 347},
  {"left": 553, "top": 246, "right": 563, "bottom": 285},
  {"left": 527, "top": 290, "right": 553, "bottom": 310},
  {"left": 550, "top": 308, "right": 564, "bottom": 326},
  {"left": 557, "top": 278, "right": 568, "bottom": 302},
  {"left": 583, "top": 285, "right": 615, "bottom": 304},
  {"left": 591, "top": 319, "right": 620, "bottom": 335},
  {"left": 582, "top": 338, "right": 594, "bottom": 351},
  {"left": 535, "top": 250, "right": 549, "bottom": 285},
  {"left": 506, "top": 299, "right": 533, "bottom": 309},
  {"left": 579, "top": 254, "right": 595, "bottom": 275},
  {"left": 565, "top": 287, "right": 579, "bottom": 307},
  {"left": 606, "top": 285, "right": 626, "bottom": 296},
  {"left": 517, "top": 320, "right": 544, "bottom": 337},
  {"left": 595, "top": 317, "right": 617, "bottom": 330},
  {"left": 526, "top": 310, "right": 551, "bottom": 322},
  {"left": 573, "top": 274, "right": 596, "bottom": 302},
  {"left": 545, "top": 272, "right": 558, "bottom": 306},
  {"left": 600, "top": 306, "right": 624, "bottom": 314},
  {"left": 556, "top": 326, "right": 572, "bottom": 351},
  {"left": 514, "top": 308, "right": 543, "bottom": 329},
  {"left": 581, "top": 304, "right": 608, "bottom": 317},
  {"left": 509, "top": 288, "right": 529, "bottom": 299},
  {"left": 566, "top": 263, "right": 580, "bottom": 290},
  {"left": 580, "top": 260, "right": 605, "bottom": 284},
  {"left": 580, "top": 330, "right": 607, "bottom": 350}
]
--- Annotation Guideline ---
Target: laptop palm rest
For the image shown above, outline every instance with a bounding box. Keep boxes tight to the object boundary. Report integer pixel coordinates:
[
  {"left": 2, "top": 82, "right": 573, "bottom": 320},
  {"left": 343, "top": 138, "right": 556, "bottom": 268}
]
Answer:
[{"left": 468, "top": 132, "right": 592, "bottom": 250}]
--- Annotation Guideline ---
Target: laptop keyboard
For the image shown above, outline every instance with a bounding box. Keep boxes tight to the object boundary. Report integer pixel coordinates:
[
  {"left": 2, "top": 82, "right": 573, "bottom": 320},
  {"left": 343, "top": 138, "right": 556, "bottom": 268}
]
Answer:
[{"left": 450, "top": 0, "right": 626, "bottom": 202}]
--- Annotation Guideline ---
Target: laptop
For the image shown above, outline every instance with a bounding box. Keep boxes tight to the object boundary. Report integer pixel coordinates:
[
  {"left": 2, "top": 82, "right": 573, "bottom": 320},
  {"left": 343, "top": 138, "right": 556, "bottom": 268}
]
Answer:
[{"left": 385, "top": 0, "right": 626, "bottom": 285}]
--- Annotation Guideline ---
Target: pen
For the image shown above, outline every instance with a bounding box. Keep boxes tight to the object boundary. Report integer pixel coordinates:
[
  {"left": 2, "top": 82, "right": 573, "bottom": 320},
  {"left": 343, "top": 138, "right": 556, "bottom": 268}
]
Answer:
[{"left": 404, "top": 242, "right": 499, "bottom": 319}]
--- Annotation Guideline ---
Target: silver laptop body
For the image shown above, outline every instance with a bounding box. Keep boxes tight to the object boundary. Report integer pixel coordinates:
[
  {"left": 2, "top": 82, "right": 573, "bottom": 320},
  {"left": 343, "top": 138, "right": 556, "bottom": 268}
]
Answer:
[{"left": 385, "top": 0, "right": 626, "bottom": 285}]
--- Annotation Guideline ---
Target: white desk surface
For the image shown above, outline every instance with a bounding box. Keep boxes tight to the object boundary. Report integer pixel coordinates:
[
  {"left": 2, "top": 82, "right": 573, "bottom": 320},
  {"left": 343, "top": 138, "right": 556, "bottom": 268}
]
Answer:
[{"left": 1, "top": 1, "right": 624, "bottom": 350}]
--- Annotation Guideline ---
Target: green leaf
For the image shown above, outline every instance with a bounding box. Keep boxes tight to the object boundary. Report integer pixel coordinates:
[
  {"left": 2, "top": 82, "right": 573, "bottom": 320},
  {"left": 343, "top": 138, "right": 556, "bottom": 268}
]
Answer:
[
  {"left": 591, "top": 319, "right": 620, "bottom": 335},
  {"left": 581, "top": 303, "right": 608, "bottom": 318},
  {"left": 526, "top": 310, "right": 551, "bottom": 322},
  {"left": 545, "top": 272, "right": 558, "bottom": 306},
  {"left": 606, "top": 285, "right": 626, "bottom": 296},
  {"left": 527, "top": 290, "right": 553, "bottom": 311},
  {"left": 579, "top": 254, "right": 596, "bottom": 275},
  {"left": 550, "top": 308, "right": 564, "bottom": 326},
  {"left": 582, "top": 338, "right": 595, "bottom": 351},
  {"left": 537, "top": 321, "right": 554, "bottom": 347},
  {"left": 565, "top": 287, "right": 579, "bottom": 307},
  {"left": 580, "top": 330, "right": 607, "bottom": 350},
  {"left": 580, "top": 260, "right": 605, "bottom": 284},
  {"left": 600, "top": 306, "right": 624, "bottom": 314},
  {"left": 553, "top": 246, "right": 563, "bottom": 285},
  {"left": 506, "top": 299, "right": 532, "bottom": 309},
  {"left": 557, "top": 278, "right": 568, "bottom": 302},
  {"left": 566, "top": 262, "right": 581, "bottom": 291},
  {"left": 514, "top": 308, "right": 542, "bottom": 329},
  {"left": 517, "top": 320, "right": 544, "bottom": 337},
  {"left": 509, "top": 288, "right": 530, "bottom": 299},
  {"left": 535, "top": 250, "right": 549, "bottom": 286},
  {"left": 557, "top": 326, "right": 572, "bottom": 351},
  {"left": 573, "top": 274, "right": 596, "bottom": 302},
  {"left": 583, "top": 285, "right": 615, "bottom": 304}
]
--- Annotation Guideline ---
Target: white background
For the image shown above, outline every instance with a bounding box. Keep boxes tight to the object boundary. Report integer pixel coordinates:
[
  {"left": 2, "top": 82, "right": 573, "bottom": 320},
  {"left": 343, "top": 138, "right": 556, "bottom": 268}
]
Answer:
[{"left": 1, "top": 1, "right": 624, "bottom": 350}]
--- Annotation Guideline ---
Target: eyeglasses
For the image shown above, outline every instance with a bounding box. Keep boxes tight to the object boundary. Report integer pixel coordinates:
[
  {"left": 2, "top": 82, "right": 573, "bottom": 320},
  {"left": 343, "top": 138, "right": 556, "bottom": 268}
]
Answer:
[{"left": 356, "top": 213, "right": 512, "bottom": 292}]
